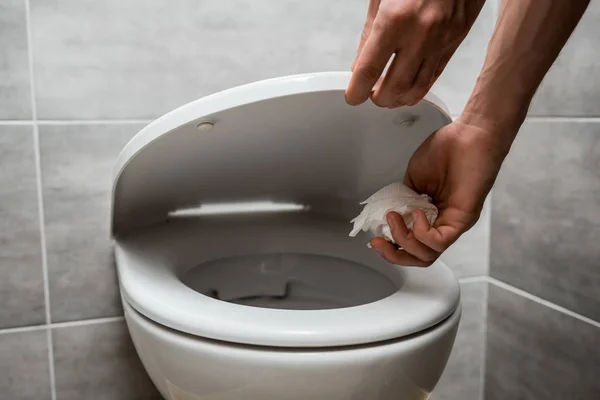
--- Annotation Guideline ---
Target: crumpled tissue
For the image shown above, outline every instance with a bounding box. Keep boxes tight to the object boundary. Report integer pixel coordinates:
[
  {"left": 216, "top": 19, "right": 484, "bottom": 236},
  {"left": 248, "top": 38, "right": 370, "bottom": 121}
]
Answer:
[{"left": 349, "top": 182, "right": 438, "bottom": 244}]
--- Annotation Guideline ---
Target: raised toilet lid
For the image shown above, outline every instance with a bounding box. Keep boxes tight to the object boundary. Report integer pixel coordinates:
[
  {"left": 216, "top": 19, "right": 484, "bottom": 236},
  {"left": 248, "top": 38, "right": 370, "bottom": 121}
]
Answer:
[{"left": 112, "top": 71, "right": 461, "bottom": 347}]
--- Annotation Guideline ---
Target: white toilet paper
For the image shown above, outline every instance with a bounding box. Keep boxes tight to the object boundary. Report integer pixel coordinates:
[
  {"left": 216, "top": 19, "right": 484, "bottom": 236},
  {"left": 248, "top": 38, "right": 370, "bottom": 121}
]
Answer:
[{"left": 349, "top": 183, "right": 438, "bottom": 244}]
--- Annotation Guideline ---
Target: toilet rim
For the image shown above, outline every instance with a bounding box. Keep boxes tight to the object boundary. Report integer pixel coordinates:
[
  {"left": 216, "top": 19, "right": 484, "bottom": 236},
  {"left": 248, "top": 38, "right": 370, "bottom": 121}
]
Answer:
[{"left": 115, "top": 216, "right": 461, "bottom": 348}]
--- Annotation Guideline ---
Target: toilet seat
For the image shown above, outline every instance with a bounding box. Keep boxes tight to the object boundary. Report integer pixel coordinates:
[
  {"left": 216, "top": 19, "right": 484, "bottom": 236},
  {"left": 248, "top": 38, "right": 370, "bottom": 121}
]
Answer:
[
  {"left": 111, "top": 71, "right": 460, "bottom": 348},
  {"left": 115, "top": 213, "right": 460, "bottom": 347}
]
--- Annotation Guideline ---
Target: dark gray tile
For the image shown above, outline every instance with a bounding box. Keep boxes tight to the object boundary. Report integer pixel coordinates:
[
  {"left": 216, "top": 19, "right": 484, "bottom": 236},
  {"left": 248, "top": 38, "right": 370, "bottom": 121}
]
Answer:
[
  {"left": 434, "top": 282, "right": 486, "bottom": 400},
  {"left": 529, "top": 1, "right": 600, "bottom": 116},
  {"left": 0, "top": 0, "right": 32, "bottom": 119},
  {"left": 440, "top": 197, "right": 490, "bottom": 278},
  {"left": 0, "top": 330, "right": 52, "bottom": 400},
  {"left": 40, "top": 124, "right": 141, "bottom": 322},
  {"left": 53, "top": 320, "right": 162, "bottom": 400},
  {"left": 491, "top": 120, "right": 600, "bottom": 321},
  {"left": 30, "top": 0, "right": 495, "bottom": 120},
  {"left": 485, "top": 284, "right": 600, "bottom": 400},
  {"left": 0, "top": 125, "right": 45, "bottom": 329}
]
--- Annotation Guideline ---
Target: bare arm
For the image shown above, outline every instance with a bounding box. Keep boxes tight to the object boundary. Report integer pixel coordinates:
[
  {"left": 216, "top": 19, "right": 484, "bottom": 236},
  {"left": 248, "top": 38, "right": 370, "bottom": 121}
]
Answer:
[
  {"left": 371, "top": 0, "right": 592, "bottom": 266},
  {"left": 463, "top": 0, "right": 591, "bottom": 148}
]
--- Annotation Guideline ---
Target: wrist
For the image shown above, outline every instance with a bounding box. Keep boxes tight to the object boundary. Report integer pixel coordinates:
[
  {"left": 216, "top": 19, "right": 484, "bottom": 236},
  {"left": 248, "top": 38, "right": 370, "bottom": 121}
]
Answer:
[{"left": 460, "top": 80, "right": 530, "bottom": 154}]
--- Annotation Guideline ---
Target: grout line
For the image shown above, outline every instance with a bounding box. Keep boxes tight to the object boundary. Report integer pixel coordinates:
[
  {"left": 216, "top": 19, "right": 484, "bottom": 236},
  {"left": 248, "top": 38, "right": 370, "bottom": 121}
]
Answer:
[
  {"left": 485, "top": 192, "right": 492, "bottom": 277},
  {"left": 457, "top": 275, "right": 488, "bottom": 284},
  {"left": 0, "top": 119, "right": 154, "bottom": 126},
  {"left": 0, "top": 324, "right": 48, "bottom": 335},
  {"left": 479, "top": 194, "right": 492, "bottom": 399},
  {"left": 50, "top": 316, "right": 125, "bottom": 329},
  {"left": 4, "top": 116, "right": 600, "bottom": 126},
  {"left": 478, "top": 280, "right": 490, "bottom": 400},
  {"left": 23, "top": 1, "right": 56, "bottom": 398},
  {"left": 0, "top": 120, "right": 34, "bottom": 125},
  {"left": 37, "top": 119, "right": 154, "bottom": 125},
  {"left": 525, "top": 116, "right": 600, "bottom": 122},
  {"left": 0, "top": 316, "right": 126, "bottom": 335},
  {"left": 486, "top": 277, "right": 600, "bottom": 329}
]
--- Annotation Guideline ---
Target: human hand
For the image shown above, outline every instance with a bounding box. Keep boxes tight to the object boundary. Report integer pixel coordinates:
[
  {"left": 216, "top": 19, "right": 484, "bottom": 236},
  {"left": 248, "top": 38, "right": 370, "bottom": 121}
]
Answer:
[
  {"left": 369, "top": 117, "right": 511, "bottom": 266},
  {"left": 346, "top": 0, "right": 486, "bottom": 108}
]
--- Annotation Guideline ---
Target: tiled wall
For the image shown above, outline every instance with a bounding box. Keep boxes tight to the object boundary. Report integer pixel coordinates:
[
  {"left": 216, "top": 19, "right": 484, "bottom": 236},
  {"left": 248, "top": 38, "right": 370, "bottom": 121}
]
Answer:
[
  {"left": 2, "top": 1, "right": 494, "bottom": 399},
  {"left": 486, "top": 0, "right": 600, "bottom": 398}
]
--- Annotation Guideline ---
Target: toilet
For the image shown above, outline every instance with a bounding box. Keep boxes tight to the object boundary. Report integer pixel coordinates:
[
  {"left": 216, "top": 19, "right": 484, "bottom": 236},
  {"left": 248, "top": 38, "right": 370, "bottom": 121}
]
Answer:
[{"left": 112, "top": 71, "right": 461, "bottom": 400}]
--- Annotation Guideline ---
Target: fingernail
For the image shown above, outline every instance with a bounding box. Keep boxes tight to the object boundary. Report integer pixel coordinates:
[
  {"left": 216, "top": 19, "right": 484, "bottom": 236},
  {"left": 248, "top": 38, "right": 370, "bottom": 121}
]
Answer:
[{"left": 414, "top": 211, "right": 423, "bottom": 225}]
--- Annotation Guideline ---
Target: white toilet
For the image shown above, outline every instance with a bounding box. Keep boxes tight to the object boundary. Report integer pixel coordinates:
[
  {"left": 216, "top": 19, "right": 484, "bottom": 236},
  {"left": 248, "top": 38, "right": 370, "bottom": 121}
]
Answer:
[{"left": 112, "top": 71, "right": 461, "bottom": 400}]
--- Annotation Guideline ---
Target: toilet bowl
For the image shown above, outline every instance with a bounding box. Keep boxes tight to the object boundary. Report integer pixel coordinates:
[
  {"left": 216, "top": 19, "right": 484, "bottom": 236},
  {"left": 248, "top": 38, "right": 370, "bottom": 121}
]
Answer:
[{"left": 112, "top": 71, "right": 461, "bottom": 400}]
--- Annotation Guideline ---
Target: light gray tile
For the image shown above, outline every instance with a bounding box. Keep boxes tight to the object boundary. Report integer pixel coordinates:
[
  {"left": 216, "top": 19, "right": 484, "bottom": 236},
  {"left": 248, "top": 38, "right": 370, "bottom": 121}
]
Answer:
[
  {"left": 0, "top": 0, "right": 32, "bottom": 119},
  {"left": 485, "top": 284, "right": 600, "bottom": 399},
  {"left": 431, "top": 0, "right": 497, "bottom": 115},
  {"left": 433, "top": 282, "right": 486, "bottom": 400},
  {"left": 30, "top": 0, "right": 365, "bottom": 120},
  {"left": 0, "top": 330, "right": 52, "bottom": 400},
  {"left": 0, "top": 125, "right": 45, "bottom": 329},
  {"left": 53, "top": 320, "right": 162, "bottom": 400},
  {"left": 529, "top": 1, "right": 600, "bottom": 116},
  {"left": 490, "top": 120, "right": 600, "bottom": 321},
  {"left": 40, "top": 124, "right": 141, "bottom": 322},
  {"left": 441, "top": 196, "right": 490, "bottom": 278},
  {"left": 31, "top": 0, "right": 495, "bottom": 120}
]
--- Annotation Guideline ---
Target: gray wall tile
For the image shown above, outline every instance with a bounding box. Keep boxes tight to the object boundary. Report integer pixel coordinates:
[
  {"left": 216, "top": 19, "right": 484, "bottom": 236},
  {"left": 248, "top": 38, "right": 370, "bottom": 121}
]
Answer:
[
  {"left": 431, "top": 0, "right": 496, "bottom": 115},
  {"left": 434, "top": 281, "right": 486, "bottom": 400},
  {"left": 529, "top": 1, "right": 600, "bottom": 116},
  {"left": 30, "top": 0, "right": 494, "bottom": 120},
  {"left": 441, "top": 196, "right": 490, "bottom": 278},
  {"left": 30, "top": 0, "right": 363, "bottom": 120},
  {"left": 485, "top": 284, "right": 600, "bottom": 399},
  {"left": 53, "top": 320, "right": 162, "bottom": 400},
  {"left": 490, "top": 120, "right": 600, "bottom": 321},
  {"left": 0, "top": 0, "right": 32, "bottom": 120},
  {"left": 0, "top": 330, "right": 52, "bottom": 400},
  {"left": 40, "top": 124, "right": 141, "bottom": 322},
  {"left": 0, "top": 125, "right": 45, "bottom": 329}
]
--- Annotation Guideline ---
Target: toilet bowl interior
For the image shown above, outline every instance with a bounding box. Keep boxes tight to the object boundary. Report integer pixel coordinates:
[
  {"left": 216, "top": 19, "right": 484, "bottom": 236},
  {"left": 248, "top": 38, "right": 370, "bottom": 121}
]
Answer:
[{"left": 183, "top": 252, "right": 398, "bottom": 310}]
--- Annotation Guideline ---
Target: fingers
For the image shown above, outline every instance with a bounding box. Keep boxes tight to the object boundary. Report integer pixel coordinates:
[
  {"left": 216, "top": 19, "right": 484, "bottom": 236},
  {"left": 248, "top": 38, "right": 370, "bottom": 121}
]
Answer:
[
  {"left": 387, "top": 212, "right": 440, "bottom": 262},
  {"left": 352, "top": 0, "right": 382, "bottom": 71},
  {"left": 404, "top": 53, "right": 443, "bottom": 106},
  {"left": 371, "top": 38, "right": 429, "bottom": 107},
  {"left": 346, "top": 27, "right": 394, "bottom": 106},
  {"left": 411, "top": 209, "right": 461, "bottom": 253},
  {"left": 433, "top": 39, "right": 461, "bottom": 80},
  {"left": 370, "top": 237, "right": 434, "bottom": 267},
  {"left": 369, "top": 211, "right": 440, "bottom": 267},
  {"left": 369, "top": 210, "right": 465, "bottom": 267}
]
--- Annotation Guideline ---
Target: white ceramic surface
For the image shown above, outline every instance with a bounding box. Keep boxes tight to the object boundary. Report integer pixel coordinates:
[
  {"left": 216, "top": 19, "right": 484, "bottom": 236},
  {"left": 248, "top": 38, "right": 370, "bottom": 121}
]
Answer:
[
  {"left": 111, "top": 71, "right": 451, "bottom": 234},
  {"left": 124, "top": 299, "right": 461, "bottom": 400},
  {"left": 115, "top": 215, "right": 460, "bottom": 347},
  {"left": 112, "top": 71, "right": 461, "bottom": 400}
]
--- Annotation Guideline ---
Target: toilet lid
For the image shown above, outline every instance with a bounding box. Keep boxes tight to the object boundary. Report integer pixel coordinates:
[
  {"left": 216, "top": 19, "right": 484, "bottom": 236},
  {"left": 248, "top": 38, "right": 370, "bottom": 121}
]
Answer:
[
  {"left": 111, "top": 71, "right": 451, "bottom": 235},
  {"left": 112, "top": 71, "right": 461, "bottom": 347}
]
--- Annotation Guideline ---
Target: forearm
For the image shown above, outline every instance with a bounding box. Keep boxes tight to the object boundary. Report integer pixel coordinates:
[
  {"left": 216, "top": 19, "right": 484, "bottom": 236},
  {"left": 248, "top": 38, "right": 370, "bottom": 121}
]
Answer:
[{"left": 462, "top": 0, "right": 590, "bottom": 149}]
